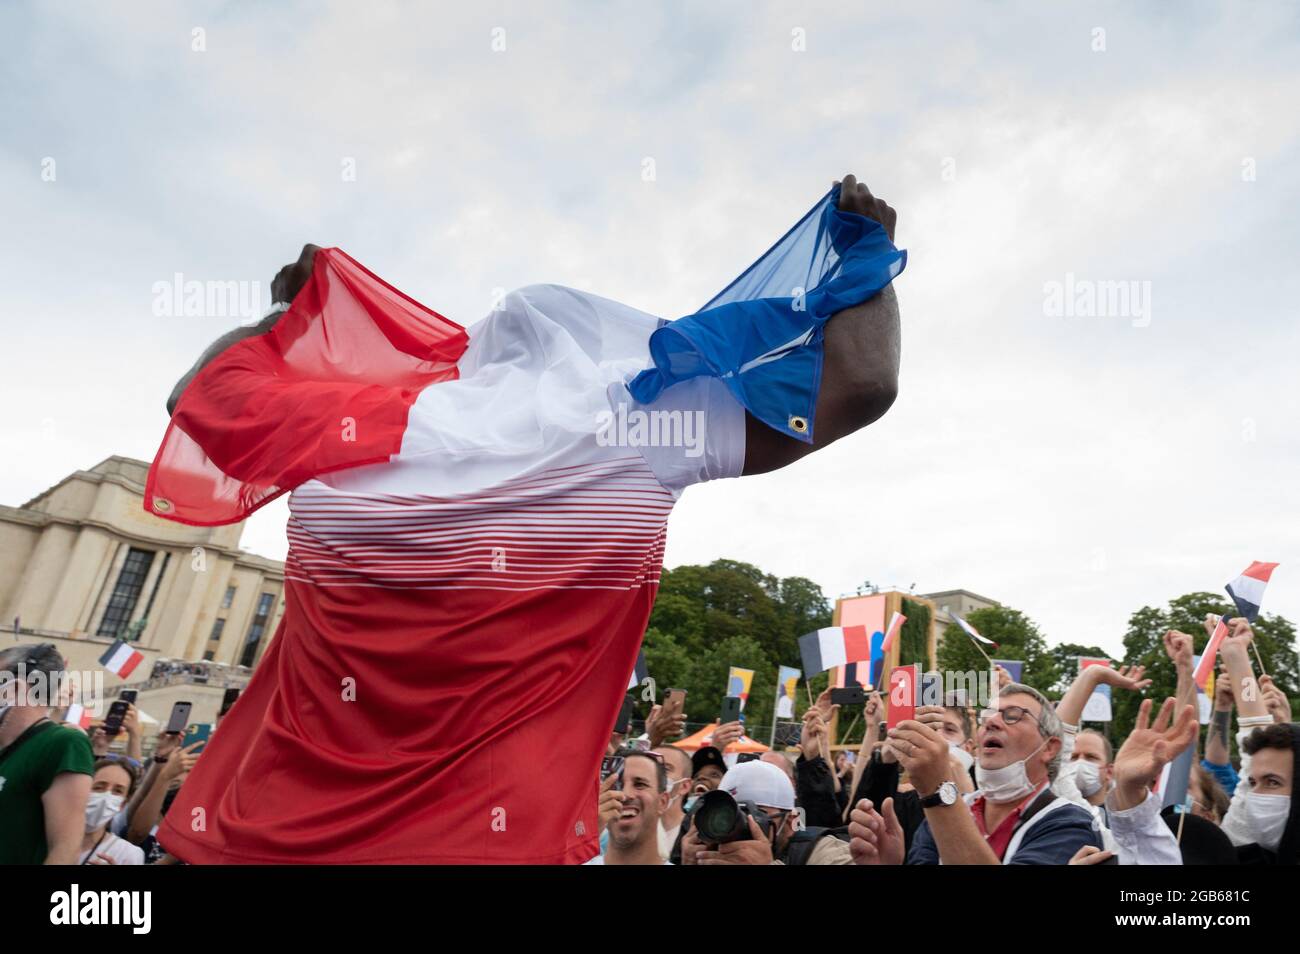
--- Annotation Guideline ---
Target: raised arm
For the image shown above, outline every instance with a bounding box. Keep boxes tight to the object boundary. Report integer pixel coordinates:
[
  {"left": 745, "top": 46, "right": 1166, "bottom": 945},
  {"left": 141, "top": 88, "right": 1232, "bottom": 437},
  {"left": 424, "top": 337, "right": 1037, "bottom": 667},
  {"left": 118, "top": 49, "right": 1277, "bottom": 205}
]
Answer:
[
  {"left": 165, "top": 244, "right": 320, "bottom": 415},
  {"left": 742, "top": 175, "right": 900, "bottom": 475}
]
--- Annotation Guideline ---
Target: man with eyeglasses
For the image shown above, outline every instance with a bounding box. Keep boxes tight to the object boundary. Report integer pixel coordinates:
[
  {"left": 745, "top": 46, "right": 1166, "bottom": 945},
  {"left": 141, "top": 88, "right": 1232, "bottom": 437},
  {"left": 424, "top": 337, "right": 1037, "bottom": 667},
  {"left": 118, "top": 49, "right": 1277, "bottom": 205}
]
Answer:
[
  {"left": 850, "top": 683, "right": 1103, "bottom": 865},
  {"left": 586, "top": 749, "right": 673, "bottom": 865}
]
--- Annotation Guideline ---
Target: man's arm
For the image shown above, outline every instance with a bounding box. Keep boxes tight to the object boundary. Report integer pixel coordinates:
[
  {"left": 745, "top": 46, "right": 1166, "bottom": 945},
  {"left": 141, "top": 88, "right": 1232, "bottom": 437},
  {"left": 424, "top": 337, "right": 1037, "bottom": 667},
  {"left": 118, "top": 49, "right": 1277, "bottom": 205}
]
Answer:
[
  {"left": 742, "top": 175, "right": 900, "bottom": 475},
  {"left": 165, "top": 244, "right": 320, "bottom": 415},
  {"left": 42, "top": 773, "right": 91, "bottom": 864}
]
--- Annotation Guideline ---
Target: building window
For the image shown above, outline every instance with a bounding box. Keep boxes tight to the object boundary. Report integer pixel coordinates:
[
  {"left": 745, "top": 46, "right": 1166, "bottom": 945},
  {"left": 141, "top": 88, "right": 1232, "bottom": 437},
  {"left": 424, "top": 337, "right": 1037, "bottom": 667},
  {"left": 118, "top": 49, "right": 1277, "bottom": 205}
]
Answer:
[
  {"left": 221, "top": 586, "right": 236, "bottom": 609},
  {"left": 239, "top": 592, "right": 276, "bottom": 668},
  {"left": 209, "top": 619, "right": 226, "bottom": 643},
  {"left": 203, "top": 650, "right": 215, "bottom": 661},
  {"left": 97, "top": 548, "right": 156, "bottom": 639}
]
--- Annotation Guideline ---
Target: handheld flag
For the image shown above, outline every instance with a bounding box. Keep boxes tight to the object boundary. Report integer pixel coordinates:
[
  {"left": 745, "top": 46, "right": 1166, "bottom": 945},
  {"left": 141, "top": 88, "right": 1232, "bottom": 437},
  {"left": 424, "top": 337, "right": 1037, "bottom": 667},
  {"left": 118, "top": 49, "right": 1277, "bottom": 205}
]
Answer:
[
  {"left": 992, "top": 659, "right": 1024, "bottom": 683},
  {"left": 951, "top": 612, "right": 998, "bottom": 647},
  {"left": 775, "top": 666, "right": 801, "bottom": 719},
  {"left": 627, "top": 649, "right": 649, "bottom": 692},
  {"left": 799, "top": 625, "right": 873, "bottom": 675},
  {"left": 62, "top": 703, "right": 95, "bottom": 730},
  {"left": 98, "top": 638, "right": 145, "bottom": 679},
  {"left": 1225, "top": 561, "right": 1279, "bottom": 622},
  {"left": 880, "top": 611, "right": 907, "bottom": 655},
  {"left": 1193, "top": 616, "right": 1229, "bottom": 692},
  {"left": 727, "top": 667, "right": 755, "bottom": 710}
]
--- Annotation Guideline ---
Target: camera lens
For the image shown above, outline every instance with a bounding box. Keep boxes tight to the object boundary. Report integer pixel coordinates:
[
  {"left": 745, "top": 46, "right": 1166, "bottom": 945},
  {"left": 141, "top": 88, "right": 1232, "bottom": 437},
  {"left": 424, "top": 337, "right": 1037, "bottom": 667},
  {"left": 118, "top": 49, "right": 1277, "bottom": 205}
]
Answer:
[{"left": 694, "top": 790, "right": 740, "bottom": 842}]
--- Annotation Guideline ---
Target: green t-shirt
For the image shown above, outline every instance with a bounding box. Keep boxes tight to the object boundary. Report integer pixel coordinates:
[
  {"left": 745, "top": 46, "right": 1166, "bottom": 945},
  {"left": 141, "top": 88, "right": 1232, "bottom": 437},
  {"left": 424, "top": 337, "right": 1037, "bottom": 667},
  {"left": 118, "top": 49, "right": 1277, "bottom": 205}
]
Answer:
[{"left": 0, "top": 720, "right": 95, "bottom": 864}]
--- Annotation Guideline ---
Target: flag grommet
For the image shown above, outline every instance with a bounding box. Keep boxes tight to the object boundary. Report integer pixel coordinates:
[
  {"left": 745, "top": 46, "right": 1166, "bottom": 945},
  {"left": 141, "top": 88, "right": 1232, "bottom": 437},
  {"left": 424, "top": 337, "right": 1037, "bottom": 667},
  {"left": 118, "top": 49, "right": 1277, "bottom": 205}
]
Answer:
[
  {"left": 152, "top": 497, "right": 172, "bottom": 513},
  {"left": 788, "top": 415, "right": 808, "bottom": 433}
]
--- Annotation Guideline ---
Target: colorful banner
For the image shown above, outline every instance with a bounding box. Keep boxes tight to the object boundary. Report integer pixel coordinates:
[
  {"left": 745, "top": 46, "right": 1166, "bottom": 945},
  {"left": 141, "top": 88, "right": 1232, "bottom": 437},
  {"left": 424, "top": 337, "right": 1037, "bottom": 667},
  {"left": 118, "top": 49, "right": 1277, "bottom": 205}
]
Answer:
[
  {"left": 833, "top": 593, "right": 887, "bottom": 689},
  {"left": 775, "top": 665, "right": 801, "bottom": 719},
  {"left": 727, "top": 666, "right": 755, "bottom": 711}
]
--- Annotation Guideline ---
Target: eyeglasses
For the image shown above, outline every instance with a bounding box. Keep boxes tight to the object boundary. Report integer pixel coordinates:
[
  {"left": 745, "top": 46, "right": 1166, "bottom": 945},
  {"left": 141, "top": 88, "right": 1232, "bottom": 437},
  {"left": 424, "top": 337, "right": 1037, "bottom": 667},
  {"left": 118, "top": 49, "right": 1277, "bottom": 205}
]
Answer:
[{"left": 979, "top": 705, "right": 1044, "bottom": 729}]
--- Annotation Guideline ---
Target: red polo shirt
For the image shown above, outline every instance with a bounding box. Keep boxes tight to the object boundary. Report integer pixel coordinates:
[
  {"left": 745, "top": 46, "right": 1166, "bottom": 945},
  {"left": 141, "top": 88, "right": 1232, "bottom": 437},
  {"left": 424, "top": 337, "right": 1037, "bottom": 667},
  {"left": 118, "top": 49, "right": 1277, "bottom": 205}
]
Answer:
[{"left": 970, "top": 780, "right": 1050, "bottom": 861}]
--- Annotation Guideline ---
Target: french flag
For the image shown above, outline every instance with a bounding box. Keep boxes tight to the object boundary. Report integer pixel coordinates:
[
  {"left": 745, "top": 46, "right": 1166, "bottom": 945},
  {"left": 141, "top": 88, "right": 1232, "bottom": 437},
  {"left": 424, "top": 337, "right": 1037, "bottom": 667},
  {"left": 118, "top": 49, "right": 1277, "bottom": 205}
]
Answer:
[
  {"left": 1225, "top": 561, "right": 1279, "bottom": 622},
  {"left": 951, "top": 612, "right": 998, "bottom": 647},
  {"left": 63, "top": 703, "right": 94, "bottom": 730},
  {"left": 627, "top": 649, "right": 650, "bottom": 692},
  {"left": 1193, "top": 616, "right": 1229, "bottom": 692},
  {"left": 98, "top": 638, "right": 145, "bottom": 679},
  {"left": 799, "top": 625, "right": 873, "bottom": 675},
  {"left": 880, "top": 611, "right": 907, "bottom": 655}
]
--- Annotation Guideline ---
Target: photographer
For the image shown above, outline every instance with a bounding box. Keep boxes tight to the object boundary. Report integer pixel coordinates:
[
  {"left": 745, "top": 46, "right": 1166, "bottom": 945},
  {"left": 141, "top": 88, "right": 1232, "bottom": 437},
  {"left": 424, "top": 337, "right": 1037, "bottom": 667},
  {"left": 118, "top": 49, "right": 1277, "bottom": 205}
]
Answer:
[{"left": 681, "top": 759, "right": 852, "bottom": 865}]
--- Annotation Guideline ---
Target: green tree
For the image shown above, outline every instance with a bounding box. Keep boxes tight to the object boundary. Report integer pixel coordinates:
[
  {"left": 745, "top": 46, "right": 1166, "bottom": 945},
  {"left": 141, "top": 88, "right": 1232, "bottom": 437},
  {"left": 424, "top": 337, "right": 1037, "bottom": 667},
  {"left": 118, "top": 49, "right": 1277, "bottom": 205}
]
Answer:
[
  {"left": 935, "top": 605, "right": 1057, "bottom": 696},
  {"left": 1114, "top": 592, "right": 1299, "bottom": 742}
]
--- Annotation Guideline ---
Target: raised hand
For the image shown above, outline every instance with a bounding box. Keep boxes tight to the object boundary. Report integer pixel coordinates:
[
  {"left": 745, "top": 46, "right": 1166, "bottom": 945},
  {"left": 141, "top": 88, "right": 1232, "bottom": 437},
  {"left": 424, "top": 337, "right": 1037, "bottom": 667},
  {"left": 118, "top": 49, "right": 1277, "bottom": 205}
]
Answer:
[
  {"left": 886, "top": 719, "right": 951, "bottom": 796},
  {"left": 836, "top": 174, "right": 897, "bottom": 242},
  {"left": 848, "top": 797, "right": 905, "bottom": 865},
  {"left": 1093, "top": 663, "right": 1152, "bottom": 693},
  {"left": 1163, "top": 630, "right": 1194, "bottom": 670},
  {"left": 1259, "top": 675, "right": 1291, "bottom": 724},
  {"left": 710, "top": 720, "right": 744, "bottom": 754},
  {"left": 645, "top": 703, "right": 685, "bottom": 748},
  {"left": 597, "top": 772, "right": 625, "bottom": 832},
  {"left": 1111, "top": 697, "right": 1197, "bottom": 809},
  {"left": 271, "top": 244, "right": 322, "bottom": 305}
]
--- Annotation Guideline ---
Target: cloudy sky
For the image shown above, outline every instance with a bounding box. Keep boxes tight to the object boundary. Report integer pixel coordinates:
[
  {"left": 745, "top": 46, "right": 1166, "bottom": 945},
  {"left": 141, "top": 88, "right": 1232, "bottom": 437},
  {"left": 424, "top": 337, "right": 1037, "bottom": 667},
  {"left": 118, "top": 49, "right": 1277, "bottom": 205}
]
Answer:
[{"left": 3, "top": 1, "right": 1297, "bottom": 657}]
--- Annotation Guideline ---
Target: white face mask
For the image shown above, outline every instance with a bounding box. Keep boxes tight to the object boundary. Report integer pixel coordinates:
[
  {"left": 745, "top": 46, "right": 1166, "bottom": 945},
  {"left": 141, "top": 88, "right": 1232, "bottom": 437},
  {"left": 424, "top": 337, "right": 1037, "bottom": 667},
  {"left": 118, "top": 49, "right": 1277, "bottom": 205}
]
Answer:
[
  {"left": 948, "top": 743, "right": 974, "bottom": 773},
  {"left": 1245, "top": 793, "right": 1290, "bottom": 852},
  {"left": 976, "top": 737, "right": 1048, "bottom": 802},
  {"left": 1061, "top": 759, "right": 1103, "bottom": 797},
  {"left": 84, "top": 791, "right": 124, "bottom": 833}
]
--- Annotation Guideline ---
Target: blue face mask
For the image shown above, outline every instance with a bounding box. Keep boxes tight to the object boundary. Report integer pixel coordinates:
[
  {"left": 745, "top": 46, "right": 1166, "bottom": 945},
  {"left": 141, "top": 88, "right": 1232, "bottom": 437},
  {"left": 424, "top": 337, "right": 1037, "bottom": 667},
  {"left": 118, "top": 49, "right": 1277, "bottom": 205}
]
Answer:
[{"left": 683, "top": 796, "right": 699, "bottom": 814}]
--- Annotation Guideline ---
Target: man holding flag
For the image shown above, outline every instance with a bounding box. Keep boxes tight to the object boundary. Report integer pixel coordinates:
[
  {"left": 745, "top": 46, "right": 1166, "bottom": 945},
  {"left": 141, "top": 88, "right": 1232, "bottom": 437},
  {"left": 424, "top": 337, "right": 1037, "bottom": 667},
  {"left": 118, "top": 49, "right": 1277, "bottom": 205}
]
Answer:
[{"left": 146, "top": 175, "right": 906, "bottom": 864}]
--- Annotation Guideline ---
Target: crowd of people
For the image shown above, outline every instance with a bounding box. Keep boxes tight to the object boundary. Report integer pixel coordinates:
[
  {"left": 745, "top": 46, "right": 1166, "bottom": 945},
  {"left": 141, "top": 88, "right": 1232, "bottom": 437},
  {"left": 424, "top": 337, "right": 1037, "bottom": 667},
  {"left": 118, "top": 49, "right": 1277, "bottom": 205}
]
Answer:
[
  {"left": 0, "top": 612, "right": 1295, "bottom": 866},
  {"left": 595, "top": 616, "right": 1296, "bottom": 866}
]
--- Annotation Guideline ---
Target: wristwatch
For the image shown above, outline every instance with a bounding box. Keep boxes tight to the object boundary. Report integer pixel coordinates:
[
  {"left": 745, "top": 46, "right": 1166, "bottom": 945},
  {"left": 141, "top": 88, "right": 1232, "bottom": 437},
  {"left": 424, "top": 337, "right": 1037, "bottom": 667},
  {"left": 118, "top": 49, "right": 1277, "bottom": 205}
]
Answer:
[{"left": 919, "top": 781, "right": 959, "bottom": 808}]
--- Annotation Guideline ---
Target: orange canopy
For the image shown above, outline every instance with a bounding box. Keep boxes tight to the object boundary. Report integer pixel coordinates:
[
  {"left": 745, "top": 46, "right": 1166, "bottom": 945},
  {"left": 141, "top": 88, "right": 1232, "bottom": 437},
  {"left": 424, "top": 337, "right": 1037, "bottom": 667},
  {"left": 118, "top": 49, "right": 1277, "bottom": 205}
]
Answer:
[{"left": 673, "top": 723, "right": 770, "bottom": 753}]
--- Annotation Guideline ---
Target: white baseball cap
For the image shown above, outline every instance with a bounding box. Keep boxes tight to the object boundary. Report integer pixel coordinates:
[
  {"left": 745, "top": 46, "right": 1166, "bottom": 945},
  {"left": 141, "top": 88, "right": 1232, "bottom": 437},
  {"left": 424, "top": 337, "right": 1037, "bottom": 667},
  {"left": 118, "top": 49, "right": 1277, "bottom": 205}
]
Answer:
[{"left": 718, "top": 759, "right": 795, "bottom": 811}]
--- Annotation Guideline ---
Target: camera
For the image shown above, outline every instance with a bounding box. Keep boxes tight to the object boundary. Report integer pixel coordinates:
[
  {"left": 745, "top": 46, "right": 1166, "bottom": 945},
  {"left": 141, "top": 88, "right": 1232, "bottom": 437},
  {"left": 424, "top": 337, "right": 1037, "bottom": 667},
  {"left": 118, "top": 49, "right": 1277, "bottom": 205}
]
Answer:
[{"left": 691, "top": 789, "right": 772, "bottom": 845}]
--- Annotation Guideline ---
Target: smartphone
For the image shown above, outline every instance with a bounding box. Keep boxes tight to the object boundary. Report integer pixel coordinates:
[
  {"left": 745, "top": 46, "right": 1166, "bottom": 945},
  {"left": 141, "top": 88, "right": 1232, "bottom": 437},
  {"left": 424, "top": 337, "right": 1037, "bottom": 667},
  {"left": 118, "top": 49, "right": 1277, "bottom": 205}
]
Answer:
[
  {"left": 830, "top": 687, "right": 867, "bottom": 706},
  {"left": 601, "top": 755, "right": 624, "bottom": 782},
  {"left": 119, "top": 689, "right": 138, "bottom": 706},
  {"left": 736, "top": 752, "right": 763, "bottom": 764},
  {"left": 103, "top": 700, "right": 130, "bottom": 736},
  {"left": 165, "top": 701, "right": 192, "bottom": 735},
  {"left": 614, "top": 697, "right": 634, "bottom": 735},
  {"left": 182, "top": 722, "right": 213, "bottom": 753},
  {"left": 887, "top": 665, "right": 917, "bottom": 729},
  {"left": 219, "top": 687, "right": 241, "bottom": 719},
  {"left": 665, "top": 687, "right": 686, "bottom": 714},
  {"left": 719, "top": 695, "right": 742, "bottom": 725}
]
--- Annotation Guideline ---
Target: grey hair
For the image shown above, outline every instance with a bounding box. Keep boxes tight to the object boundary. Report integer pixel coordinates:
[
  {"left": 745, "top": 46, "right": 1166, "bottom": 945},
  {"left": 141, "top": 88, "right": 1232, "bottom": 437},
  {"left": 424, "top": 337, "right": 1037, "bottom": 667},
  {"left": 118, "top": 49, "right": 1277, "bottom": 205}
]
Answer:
[{"left": 1000, "top": 682, "right": 1064, "bottom": 782}]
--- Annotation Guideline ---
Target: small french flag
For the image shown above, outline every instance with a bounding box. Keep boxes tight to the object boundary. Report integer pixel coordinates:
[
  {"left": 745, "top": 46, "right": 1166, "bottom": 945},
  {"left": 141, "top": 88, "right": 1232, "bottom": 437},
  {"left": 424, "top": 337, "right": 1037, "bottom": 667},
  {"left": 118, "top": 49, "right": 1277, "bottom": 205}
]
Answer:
[
  {"left": 98, "top": 638, "right": 145, "bottom": 679},
  {"left": 63, "top": 703, "right": 94, "bottom": 730},
  {"left": 951, "top": 612, "right": 998, "bottom": 647},
  {"left": 799, "top": 625, "right": 873, "bottom": 675},
  {"left": 880, "top": 611, "right": 907, "bottom": 655},
  {"left": 1225, "top": 561, "right": 1279, "bottom": 623},
  {"left": 627, "top": 648, "right": 649, "bottom": 691},
  {"left": 1193, "top": 616, "right": 1229, "bottom": 692}
]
